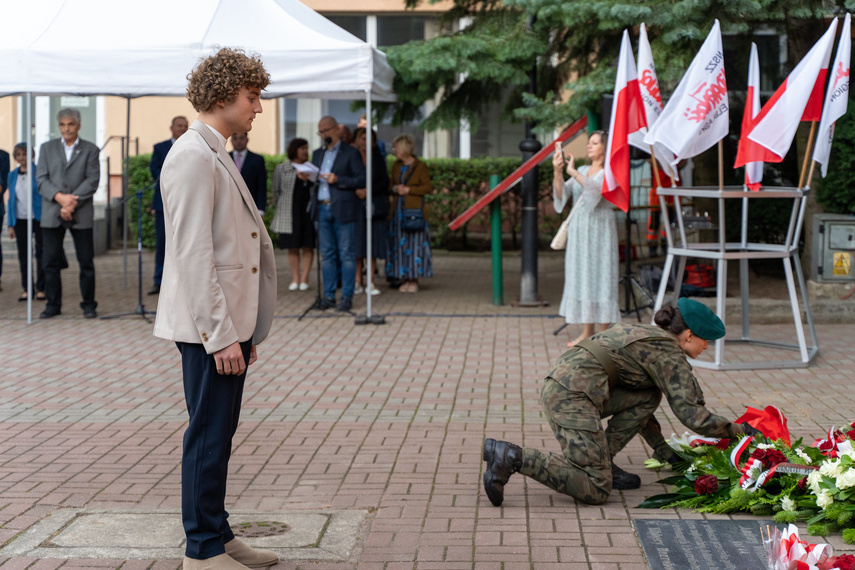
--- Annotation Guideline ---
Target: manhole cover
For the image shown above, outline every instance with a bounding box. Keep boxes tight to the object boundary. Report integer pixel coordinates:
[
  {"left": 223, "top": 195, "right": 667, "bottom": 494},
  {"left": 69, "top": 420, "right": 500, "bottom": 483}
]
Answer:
[{"left": 231, "top": 522, "right": 291, "bottom": 538}]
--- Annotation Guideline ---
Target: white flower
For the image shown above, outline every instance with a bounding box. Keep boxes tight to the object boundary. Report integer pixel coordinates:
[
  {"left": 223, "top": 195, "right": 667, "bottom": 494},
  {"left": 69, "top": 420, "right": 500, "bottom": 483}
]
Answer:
[
  {"left": 808, "top": 471, "right": 823, "bottom": 495},
  {"left": 755, "top": 443, "right": 775, "bottom": 450},
  {"left": 838, "top": 440, "right": 855, "bottom": 460},
  {"left": 837, "top": 468, "right": 855, "bottom": 490},
  {"left": 782, "top": 496, "right": 796, "bottom": 512},
  {"left": 687, "top": 464, "right": 696, "bottom": 473},
  {"left": 795, "top": 448, "right": 812, "bottom": 464},
  {"left": 816, "top": 490, "right": 834, "bottom": 510},
  {"left": 820, "top": 459, "right": 844, "bottom": 478}
]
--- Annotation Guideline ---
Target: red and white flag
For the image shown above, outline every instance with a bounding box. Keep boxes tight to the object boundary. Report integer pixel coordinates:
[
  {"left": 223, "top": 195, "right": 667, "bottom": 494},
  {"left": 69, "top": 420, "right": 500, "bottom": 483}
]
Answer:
[
  {"left": 813, "top": 13, "right": 851, "bottom": 178},
  {"left": 644, "top": 20, "right": 729, "bottom": 165},
  {"left": 736, "top": 18, "right": 838, "bottom": 167},
  {"left": 603, "top": 29, "right": 647, "bottom": 212},
  {"left": 741, "top": 43, "right": 764, "bottom": 190},
  {"left": 628, "top": 23, "right": 679, "bottom": 181}
]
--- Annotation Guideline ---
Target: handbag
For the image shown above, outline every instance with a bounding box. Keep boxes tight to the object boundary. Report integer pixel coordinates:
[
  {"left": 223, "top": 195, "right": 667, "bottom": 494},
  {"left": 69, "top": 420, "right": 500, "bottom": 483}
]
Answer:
[
  {"left": 401, "top": 196, "right": 425, "bottom": 232},
  {"left": 397, "top": 164, "right": 425, "bottom": 232},
  {"left": 550, "top": 216, "right": 570, "bottom": 250},
  {"left": 550, "top": 199, "right": 580, "bottom": 250}
]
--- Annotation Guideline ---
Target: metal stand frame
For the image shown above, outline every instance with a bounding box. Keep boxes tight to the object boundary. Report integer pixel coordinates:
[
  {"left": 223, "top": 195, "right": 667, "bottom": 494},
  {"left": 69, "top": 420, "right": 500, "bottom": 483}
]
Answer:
[{"left": 652, "top": 186, "right": 818, "bottom": 370}]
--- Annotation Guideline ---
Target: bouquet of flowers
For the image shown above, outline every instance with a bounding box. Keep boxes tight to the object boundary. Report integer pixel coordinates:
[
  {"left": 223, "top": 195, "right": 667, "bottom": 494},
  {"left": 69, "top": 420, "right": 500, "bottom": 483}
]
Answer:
[{"left": 640, "top": 406, "right": 855, "bottom": 543}]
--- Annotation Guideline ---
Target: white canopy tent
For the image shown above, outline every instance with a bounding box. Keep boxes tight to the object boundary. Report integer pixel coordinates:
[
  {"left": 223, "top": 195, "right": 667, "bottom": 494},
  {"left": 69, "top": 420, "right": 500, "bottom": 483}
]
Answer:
[{"left": 1, "top": 0, "right": 395, "bottom": 322}]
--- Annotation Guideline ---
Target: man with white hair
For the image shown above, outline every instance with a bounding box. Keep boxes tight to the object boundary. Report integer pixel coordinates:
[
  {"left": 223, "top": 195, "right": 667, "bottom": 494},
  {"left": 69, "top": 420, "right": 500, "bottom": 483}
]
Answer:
[{"left": 37, "top": 108, "right": 100, "bottom": 319}]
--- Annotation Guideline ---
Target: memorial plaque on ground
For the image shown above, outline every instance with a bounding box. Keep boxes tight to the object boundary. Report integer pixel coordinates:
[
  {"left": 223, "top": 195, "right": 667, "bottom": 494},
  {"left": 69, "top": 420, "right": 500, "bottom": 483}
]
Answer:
[{"left": 634, "top": 518, "right": 773, "bottom": 570}]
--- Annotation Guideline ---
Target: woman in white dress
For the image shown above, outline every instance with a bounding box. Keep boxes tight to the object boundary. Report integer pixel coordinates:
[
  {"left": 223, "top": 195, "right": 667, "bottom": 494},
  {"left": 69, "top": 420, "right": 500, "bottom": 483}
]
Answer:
[{"left": 552, "top": 130, "right": 620, "bottom": 347}]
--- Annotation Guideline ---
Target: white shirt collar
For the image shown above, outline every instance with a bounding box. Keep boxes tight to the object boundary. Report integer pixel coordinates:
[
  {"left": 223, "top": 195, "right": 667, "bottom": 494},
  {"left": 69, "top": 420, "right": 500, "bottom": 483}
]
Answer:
[{"left": 200, "top": 122, "right": 227, "bottom": 149}]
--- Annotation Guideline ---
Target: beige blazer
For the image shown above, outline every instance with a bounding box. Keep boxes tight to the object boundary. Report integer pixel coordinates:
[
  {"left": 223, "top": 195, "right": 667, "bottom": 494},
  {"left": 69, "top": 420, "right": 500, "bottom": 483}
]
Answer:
[{"left": 153, "top": 121, "right": 277, "bottom": 354}]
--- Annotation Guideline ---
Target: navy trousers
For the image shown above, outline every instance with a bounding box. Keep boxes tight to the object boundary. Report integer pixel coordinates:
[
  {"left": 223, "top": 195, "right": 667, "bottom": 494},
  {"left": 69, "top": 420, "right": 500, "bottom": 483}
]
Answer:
[{"left": 177, "top": 340, "right": 251, "bottom": 560}]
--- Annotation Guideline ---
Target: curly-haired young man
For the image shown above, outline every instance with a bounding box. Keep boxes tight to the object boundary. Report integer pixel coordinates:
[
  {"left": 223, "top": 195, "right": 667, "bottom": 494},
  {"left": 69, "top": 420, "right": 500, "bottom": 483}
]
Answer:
[{"left": 153, "top": 48, "right": 278, "bottom": 570}]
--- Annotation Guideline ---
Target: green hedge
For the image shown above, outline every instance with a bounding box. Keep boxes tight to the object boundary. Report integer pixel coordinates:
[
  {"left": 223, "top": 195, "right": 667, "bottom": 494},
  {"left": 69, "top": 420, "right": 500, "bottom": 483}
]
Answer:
[
  {"left": 816, "top": 86, "right": 855, "bottom": 215},
  {"left": 128, "top": 153, "right": 564, "bottom": 250}
]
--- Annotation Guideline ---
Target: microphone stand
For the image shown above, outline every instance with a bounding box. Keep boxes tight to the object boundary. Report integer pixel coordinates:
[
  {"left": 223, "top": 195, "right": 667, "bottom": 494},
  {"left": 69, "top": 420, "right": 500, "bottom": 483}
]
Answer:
[{"left": 102, "top": 180, "right": 157, "bottom": 322}]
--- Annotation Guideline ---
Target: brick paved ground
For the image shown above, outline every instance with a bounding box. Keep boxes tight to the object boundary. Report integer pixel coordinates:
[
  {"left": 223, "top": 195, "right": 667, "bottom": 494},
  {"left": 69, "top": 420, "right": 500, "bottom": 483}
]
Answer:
[{"left": 1, "top": 247, "right": 852, "bottom": 569}]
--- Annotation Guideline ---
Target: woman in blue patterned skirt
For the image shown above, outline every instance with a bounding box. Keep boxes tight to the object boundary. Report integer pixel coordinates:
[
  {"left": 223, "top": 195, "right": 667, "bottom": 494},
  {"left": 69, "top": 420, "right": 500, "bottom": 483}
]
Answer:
[{"left": 386, "top": 134, "right": 433, "bottom": 293}]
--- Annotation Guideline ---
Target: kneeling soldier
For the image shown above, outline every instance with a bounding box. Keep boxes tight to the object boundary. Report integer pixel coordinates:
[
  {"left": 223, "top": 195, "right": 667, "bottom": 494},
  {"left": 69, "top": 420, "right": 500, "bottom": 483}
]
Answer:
[{"left": 483, "top": 298, "right": 760, "bottom": 506}]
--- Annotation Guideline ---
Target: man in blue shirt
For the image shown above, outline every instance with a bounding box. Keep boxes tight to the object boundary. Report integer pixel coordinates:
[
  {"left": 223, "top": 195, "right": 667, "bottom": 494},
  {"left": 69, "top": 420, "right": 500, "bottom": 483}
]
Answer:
[{"left": 311, "top": 115, "right": 365, "bottom": 311}]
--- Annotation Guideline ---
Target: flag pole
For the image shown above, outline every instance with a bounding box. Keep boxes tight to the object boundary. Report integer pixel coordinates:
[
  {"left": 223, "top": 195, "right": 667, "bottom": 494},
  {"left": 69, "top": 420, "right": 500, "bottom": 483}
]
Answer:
[
  {"left": 718, "top": 140, "right": 724, "bottom": 190},
  {"left": 798, "top": 121, "right": 818, "bottom": 188},
  {"left": 649, "top": 147, "right": 663, "bottom": 189},
  {"left": 805, "top": 156, "right": 818, "bottom": 189}
]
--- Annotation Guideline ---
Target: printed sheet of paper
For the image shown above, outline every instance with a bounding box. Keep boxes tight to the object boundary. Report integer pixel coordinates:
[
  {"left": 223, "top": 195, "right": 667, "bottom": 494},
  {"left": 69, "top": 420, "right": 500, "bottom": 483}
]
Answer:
[{"left": 293, "top": 161, "right": 320, "bottom": 182}]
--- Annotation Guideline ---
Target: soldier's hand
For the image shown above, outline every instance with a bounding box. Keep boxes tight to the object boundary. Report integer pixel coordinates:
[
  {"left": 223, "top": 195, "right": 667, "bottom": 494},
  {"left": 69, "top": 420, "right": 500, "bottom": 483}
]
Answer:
[{"left": 740, "top": 422, "right": 762, "bottom": 437}]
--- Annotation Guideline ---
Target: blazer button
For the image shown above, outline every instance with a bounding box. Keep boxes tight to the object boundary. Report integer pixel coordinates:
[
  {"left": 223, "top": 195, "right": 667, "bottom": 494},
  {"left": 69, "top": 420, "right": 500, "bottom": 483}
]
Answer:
[
  {"left": 251, "top": 267, "right": 258, "bottom": 274},
  {"left": 201, "top": 333, "right": 208, "bottom": 342},
  {"left": 251, "top": 232, "right": 258, "bottom": 238}
]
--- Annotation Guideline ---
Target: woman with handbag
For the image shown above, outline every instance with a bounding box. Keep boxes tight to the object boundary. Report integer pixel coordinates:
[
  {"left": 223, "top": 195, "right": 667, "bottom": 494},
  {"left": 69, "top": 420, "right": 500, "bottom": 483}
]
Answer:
[
  {"left": 352, "top": 127, "right": 390, "bottom": 295},
  {"left": 552, "top": 130, "right": 620, "bottom": 346},
  {"left": 386, "top": 134, "right": 433, "bottom": 293}
]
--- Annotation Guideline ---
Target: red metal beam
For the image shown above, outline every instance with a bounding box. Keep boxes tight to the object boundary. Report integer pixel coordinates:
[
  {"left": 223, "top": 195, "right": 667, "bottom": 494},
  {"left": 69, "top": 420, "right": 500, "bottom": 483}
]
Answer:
[{"left": 448, "top": 116, "right": 589, "bottom": 231}]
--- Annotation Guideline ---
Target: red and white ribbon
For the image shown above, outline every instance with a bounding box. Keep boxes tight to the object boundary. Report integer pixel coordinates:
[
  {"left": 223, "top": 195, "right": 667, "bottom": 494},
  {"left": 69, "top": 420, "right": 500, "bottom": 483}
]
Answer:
[{"left": 730, "top": 435, "right": 755, "bottom": 469}]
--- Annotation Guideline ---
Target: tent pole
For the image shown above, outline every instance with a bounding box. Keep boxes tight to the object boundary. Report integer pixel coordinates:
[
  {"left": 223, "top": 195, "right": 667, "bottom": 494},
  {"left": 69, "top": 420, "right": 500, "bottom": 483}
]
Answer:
[
  {"left": 25, "top": 93, "right": 33, "bottom": 324},
  {"left": 366, "top": 90, "right": 373, "bottom": 319},
  {"left": 356, "top": 90, "right": 384, "bottom": 326},
  {"left": 122, "top": 98, "right": 130, "bottom": 286}
]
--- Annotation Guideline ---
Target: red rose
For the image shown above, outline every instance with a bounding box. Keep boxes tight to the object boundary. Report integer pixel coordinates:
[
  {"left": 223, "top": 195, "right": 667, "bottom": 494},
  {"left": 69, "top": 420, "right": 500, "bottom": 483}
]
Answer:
[
  {"left": 694, "top": 474, "right": 719, "bottom": 495},
  {"left": 847, "top": 430, "right": 855, "bottom": 440},
  {"left": 749, "top": 448, "right": 787, "bottom": 470},
  {"left": 715, "top": 439, "right": 731, "bottom": 450},
  {"left": 798, "top": 476, "right": 808, "bottom": 492}
]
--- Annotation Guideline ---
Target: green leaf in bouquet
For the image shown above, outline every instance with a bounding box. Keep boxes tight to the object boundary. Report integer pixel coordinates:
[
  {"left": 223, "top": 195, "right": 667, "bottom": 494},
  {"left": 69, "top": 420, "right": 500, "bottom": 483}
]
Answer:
[
  {"left": 837, "top": 510, "right": 854, "bottom": 526},
  {"left": 637, "top": 493, "right": 686, "bottom": 509},
  {"left": 808, "top": 522, "right": 833, "bottom": 536},
  {"left": 657, "top": 475, "right": 690, "bottom": 486},
  {"left": 842, "top": 528, "right": 855, "bottom": 544},
  {"left": 749, "top": 503, "right": 773, "bottom": 516},
  {"left": 808, "top": 511, "right": 829, "bottom": 525},
  {"left": 774, "top": 510, "right": 803, "bottom": 524}
]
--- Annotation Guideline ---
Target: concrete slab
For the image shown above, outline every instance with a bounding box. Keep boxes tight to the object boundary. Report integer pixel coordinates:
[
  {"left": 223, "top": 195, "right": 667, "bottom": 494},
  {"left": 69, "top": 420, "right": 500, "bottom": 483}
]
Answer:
[{"left": 0, "top": 510, "right": 368, "bottom": 562}]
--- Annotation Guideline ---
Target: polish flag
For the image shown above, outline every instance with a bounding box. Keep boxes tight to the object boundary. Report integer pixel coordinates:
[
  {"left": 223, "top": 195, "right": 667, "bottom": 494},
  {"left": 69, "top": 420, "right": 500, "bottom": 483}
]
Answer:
[
  {"left": 813, "top": 13, "right": 851, "bottom": 178},
  {"left": 741, "top": 43, "right": 764, "bottom": 190},
  {"left": 736, "top": 18, "right": 838, "bottom": 167},
  {"left": 628, "top": 23, "right": 679, "bottom": 181},
  {"left": 644, "top": 20, "right": 729, "bottom": 166},
  {"left": 603, "top": 29, "right": 647, "bottom": 212}
]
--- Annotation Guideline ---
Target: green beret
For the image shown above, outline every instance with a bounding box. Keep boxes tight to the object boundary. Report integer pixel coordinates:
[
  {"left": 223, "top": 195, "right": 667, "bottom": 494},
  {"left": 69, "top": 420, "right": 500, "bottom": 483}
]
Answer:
[{"left": 677, "top": 298, "right": 725, "bottom": 341}]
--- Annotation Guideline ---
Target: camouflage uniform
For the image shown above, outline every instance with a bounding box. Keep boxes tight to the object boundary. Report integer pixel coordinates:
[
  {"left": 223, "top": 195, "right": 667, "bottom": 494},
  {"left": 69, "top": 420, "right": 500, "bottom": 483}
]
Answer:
[{"left": 518, "top": 323, "right": 747, "bottom": 505}]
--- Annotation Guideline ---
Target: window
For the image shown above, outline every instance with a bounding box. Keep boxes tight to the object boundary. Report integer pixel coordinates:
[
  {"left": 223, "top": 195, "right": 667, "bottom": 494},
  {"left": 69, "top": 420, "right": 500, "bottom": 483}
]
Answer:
[
  {"left": 326, "top": 15, "right": 367, "bottom": 42},
  {"left": 377, "top": 16, "right": 427, "bottom": 47}
]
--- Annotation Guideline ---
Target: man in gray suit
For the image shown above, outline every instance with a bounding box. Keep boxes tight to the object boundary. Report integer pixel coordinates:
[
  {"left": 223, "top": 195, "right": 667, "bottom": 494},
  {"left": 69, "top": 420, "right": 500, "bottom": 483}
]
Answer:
[{"left": 37, "top": 108, "right": 100, "bottom": 319}]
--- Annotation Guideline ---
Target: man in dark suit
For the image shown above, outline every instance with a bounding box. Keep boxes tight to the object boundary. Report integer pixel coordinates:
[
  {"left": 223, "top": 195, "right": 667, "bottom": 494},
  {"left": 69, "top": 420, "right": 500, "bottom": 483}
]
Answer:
[
  {"left": 0, "top": 148, "right": 9, "bottom": 292},
  {"left": 230, "top": 132, "right": 267, "bottom": 216},
  {"left": 148, "top": 116, "right": 189, "bottom": 295},
  {"left": 311, "top": 115, "right": 366, "bottom": 312},
  {"left": 37, "top": 108, "right": 100, "bottom": 319}
]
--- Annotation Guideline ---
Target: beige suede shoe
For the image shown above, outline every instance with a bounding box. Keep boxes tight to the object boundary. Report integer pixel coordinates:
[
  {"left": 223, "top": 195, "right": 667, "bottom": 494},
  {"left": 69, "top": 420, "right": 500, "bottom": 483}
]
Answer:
[
  {"left": 182, "top": 553, "right": 250, "bottom": 570},
  {"left": 224, "top": 537, "right": 279, "bottom": 568}
]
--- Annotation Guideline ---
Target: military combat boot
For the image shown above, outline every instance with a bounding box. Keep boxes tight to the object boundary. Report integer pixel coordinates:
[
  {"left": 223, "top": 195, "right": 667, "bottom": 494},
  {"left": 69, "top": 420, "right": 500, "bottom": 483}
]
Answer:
[
  {"left": 482, "top": 438, "right": 522, "bottom": 506},
  {"left": 611, "top": 463, "right": 641, "bottom": 490}
]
